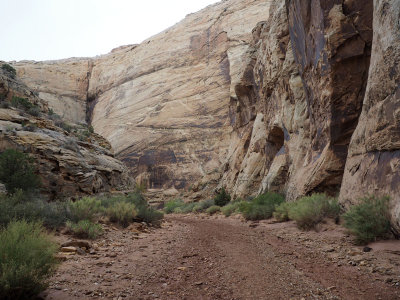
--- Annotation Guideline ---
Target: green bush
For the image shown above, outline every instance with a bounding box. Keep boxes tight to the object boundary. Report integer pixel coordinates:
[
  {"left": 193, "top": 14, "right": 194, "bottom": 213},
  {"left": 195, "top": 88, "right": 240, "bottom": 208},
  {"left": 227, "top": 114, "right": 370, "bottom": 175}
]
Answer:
[
  {"left": 100, "top": 192, "right": 164, "bottom": 225},
  {"left": 66, "top": 220, "right": 103, "bottom": 239},
  {"left": 137, "top": 206, "right": 164, "bottom": 224},
  {"left": 173, "top": 207, "right": 183, "bottom": 214},
  {"left": 54, "top": 119, "right": 72, "bottom": 133},
  {"left": 214, "top": 188, "right": 231, "bottom": 207},
  {"left": 221, "top": 201, "right": 242, "bottom": 217},
  {"left": 0, "top": 192, "right": 69, "bottom": 229},
  {"left": 192, "top": 199, "right": 215, "bottom": 213},
  {"left": 288, "top": 194, "right": 340, "bottom": 230},
  {"left": 1, "top": 63, "right": 16, "bottom": 78},
  {"left": 0, "top": 149, "right": 40, "bottom": 194},
  {"left": 68, "top": 197, "right": 102, "bottom": 222},
  {"left": 10, "top": 96, "right": 34, "bottom": 111},
  {"left": 180, "top": 202, "right": 197, "bottom": 214},
  {"left": 106, "top": 202, "right": 136, "bottom": 227},
  {"left": 0, "top": 220, "right": 58, "bottom": 300},
  {"left": 206, "top": 205, "right": 221, "bottom": 215},
  {"left": 273, "top": 202, "right": 294, "bottom": 222},
  {"left": 27, "top": 105, "right": 41, "bottom": 116},
  {"left": 343, "top": 196, "right": 391, "bottom": 244},
  {"left": 164, "top": 199, "right": 184, "bottom": 214},
  {"left": 239, "top": 192, "right": 285, "bottom": 221}
]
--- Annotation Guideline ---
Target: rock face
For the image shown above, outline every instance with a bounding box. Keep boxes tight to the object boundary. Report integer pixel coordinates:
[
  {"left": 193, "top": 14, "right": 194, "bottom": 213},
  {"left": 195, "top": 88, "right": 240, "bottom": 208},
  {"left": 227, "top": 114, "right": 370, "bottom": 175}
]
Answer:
[
  {"left": 0, "top": 67, "right": 132, "bottom": 199},
  {"left": 6, "top": 0, "right": 400, "bottom": 228},
  {"left": 221, "top": 0, "right": 373, "bottom": 200},
  {"left": 14, "top": 58, "right": 91, "bottom": 124},
  {"left": 12, "top": 0, "right": 272, "bottom": 189},
  {"left": 340, "top": 0, "right": 400, "bottom": 231}
]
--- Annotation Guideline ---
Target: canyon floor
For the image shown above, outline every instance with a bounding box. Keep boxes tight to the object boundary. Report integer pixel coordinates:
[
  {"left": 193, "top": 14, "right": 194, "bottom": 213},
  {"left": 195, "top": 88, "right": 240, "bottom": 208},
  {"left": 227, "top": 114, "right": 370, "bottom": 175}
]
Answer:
[{"left": 43, "top": 215, "right": 400, "bottom": 300}]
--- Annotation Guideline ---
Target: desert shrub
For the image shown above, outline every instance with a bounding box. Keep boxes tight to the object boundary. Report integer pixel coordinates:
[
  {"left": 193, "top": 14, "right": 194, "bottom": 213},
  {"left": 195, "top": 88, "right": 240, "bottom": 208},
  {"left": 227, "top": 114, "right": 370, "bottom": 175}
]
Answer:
[
  {"left": 0, "top": 149, "right": 40, "bottom": 194},
  {"left": 106, "top": 202, "right": 136, "bottom": 227},
  {"left": 54, "top": 119, "right": 72, "bottom": 133},
  {"left": 180, "top": 202, "right": 197, "bottom": 214},
  {"left": 88, "top": 125, "right": 94, "bottom": 133},
  {"left": 0, "top": 220, "right": 58, "bottom": 300},
  {"left": 192, "top": 199, "right": 215, "bottom": 213},
  {"left": 1, "top": 63, "right": 16, "bottom": 78},
  {"left": 27, "top": 105, "right": 41, "bottom": 116},
  {"left": 137, "top": 206, "right": 164, "bottom": 224},
  {"left": 99, "top": 194, "right": 125, "bottom": 209},
  {"left": 206, "top": 205, "right": 221, "bottom": 215},
  {"left": 273, "top": 202, "right": 294, "bottom": 222},
  {"left": 0, "top": 193, "right": 69, "bottom": 229},
  {"left": 22, "top": 122, "right": 37, "bottom": 132},
  {"left": 239, "top": 192, "right": 285, "bottom": 221},
  {"left": 134, "top": 182, "right": 147, "bottom": 193},
  {"left": 343, "top": 196, "right": 391, "bottom": 244},
  {"left": 66, "top": 220, "right": 103, "bottom": 239},
  {"left": 101, "top": 192, "right": 163, "bottom": 225},
  {"left": 192, "top": 203, "right": 203, "bottom": 213},
  {"left": 221, "top": 201, "right": 242, "bottom": 217},
  {"left": 173, "top": 207, "right": 183, "bottom": 214},
  {"left": 164, "top": 199, "right": 184, "bottom": 214},
  {"left": 77, "top": 129, "right": 90, "bottom": 141},
  {"left": 10, "top": 96, "right": 33, "bottom": 111},
  {"left": 49, "top": 112, "right": 61, "bottom": 121},
  {"left": 214, "top": 187, "right": 231, "bottom": 207},
  {"left": 288, "top": 194, "right": 340, "bottom": 230},
  {"left": 68, "top": 197, "right": 102, "bottom": 222}
]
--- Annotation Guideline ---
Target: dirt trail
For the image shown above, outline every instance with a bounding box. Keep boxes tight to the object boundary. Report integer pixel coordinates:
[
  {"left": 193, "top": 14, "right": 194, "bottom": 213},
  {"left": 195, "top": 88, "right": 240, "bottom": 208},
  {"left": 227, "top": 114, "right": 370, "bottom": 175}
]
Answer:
[{"left": 44, "top": 215, "right": 400, "bottom": 300}]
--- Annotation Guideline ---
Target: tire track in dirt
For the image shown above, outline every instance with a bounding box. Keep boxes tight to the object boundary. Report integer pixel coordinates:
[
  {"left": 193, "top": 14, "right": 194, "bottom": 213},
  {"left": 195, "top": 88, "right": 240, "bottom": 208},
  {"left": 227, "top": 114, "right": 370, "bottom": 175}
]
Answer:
[{"left": 44, "top": 215, "right": 400, "bottom": 300}]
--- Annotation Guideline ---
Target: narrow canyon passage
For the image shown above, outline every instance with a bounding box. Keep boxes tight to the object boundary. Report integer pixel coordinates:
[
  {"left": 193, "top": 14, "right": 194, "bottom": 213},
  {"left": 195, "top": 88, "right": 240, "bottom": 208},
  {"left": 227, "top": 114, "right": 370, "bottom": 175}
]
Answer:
[{"left": 45, "top": 216, "right": 400, "bottom": 300}]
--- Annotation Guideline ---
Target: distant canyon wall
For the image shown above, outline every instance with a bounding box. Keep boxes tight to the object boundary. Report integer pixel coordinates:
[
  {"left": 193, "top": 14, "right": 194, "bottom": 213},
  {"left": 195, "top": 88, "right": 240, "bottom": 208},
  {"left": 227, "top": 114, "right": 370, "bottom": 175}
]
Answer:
[{"left": 13, "top": 0, "right": 272, "bottom": 189}]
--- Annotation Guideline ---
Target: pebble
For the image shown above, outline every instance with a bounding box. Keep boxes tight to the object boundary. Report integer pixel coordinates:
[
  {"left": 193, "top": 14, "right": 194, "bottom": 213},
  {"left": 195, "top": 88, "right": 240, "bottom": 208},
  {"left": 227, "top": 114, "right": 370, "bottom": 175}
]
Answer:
[{"left": 61, "top": 246, "right": 77, "bottom": 253}]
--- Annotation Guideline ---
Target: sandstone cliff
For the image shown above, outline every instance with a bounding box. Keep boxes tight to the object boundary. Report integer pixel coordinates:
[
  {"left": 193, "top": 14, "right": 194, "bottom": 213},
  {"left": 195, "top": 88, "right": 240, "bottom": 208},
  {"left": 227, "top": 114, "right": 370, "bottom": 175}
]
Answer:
[
  {"left": 0, "top": 66, "right": 132, "bottom": 199},
  {"left": 12, "top": 0, "right": 272, "bottom": 190},
  {"left": 6, "top": 0, "right": 400, "bottom": 229},
  {"left": 222, "top": 0, "right": 372, "bottom": 199},
  {"left": 340, "top": 0, "right": 400, "bottom": 231}
]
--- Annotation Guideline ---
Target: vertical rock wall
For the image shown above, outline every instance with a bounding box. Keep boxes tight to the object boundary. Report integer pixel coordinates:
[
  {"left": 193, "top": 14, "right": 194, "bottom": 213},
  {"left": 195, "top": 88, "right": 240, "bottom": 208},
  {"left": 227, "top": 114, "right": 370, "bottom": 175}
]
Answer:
[
  {"left": 340, "top": 0, "right": 400, "bottom": 232},
  {"left": 222, "top": 0, "right": 373, "bottom": 200}
]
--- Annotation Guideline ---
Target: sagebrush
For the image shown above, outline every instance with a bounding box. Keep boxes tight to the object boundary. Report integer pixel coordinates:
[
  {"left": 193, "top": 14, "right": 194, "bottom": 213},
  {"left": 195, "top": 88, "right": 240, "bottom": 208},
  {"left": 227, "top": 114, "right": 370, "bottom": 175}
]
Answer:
[
  {"left": 0, "top": 149, "right": 40, "bottom": 194},
  {"left": 66, "top": 220, "right": 103, "bottom": 239},
  {"left": 0, "top": 220, "right": 58, "bottom": 300},
  {"left": 288, "top": 194, "right": 340, "bottom": 230},
  {"left": 239, "top": 192, "right": 285, "bottom": 221},
  {"left": 343, "top": 196, "right": 391, "bottom": 244}
]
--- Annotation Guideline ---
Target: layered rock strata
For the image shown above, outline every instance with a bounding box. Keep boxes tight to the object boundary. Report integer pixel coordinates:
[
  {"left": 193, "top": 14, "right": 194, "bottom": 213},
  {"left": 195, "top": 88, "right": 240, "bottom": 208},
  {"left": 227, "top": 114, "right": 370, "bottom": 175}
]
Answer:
[
  {"left": 12, "top": 0, "right": 272, "bottom": 189},
  {"left": 6, "top": 0, "right": 400, "bottom": 230},
  {"left": 222, "top": 0, "right": 373, "bottom": 200},
  {"left": 0, "top": 68, "right": 131, "bottom": 199},
  {"left": 340, "top": 0, "right": 400, "bottom": 232}
]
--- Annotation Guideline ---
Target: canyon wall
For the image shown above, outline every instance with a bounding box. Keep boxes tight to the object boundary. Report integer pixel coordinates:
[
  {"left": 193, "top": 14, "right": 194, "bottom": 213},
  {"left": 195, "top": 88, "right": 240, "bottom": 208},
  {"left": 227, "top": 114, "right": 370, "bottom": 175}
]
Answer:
[
  {"left": 222, "top": 0, "right": 373, "bottom": 200},
  {"left": 0, "top": 67, "right": 132, "bottom": 199},
  {"left": 13, "top": 0, "right": 272, "bottom": 190},
  {"left": 7, "top": 0, "right": 400, "bottom": 228},
  {"left": 340, "top": 0, "right": 400, "bottom": 231}
]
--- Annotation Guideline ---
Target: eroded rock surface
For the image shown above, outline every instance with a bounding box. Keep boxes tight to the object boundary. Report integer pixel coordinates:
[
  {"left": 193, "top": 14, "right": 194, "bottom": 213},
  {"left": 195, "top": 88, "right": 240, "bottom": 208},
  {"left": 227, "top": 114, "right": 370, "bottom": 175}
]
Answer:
[
  {"left": 5, "top": 0, "right": 400, "bottom": 227},
  {"left": 340, "top": 0, "right": 400, "bottom": 232},
  {"left": 12, "top": 0, "right": 272, "bottom": 190},
  {"left": 0, "top": 68, "right": 131, "bottom": 199},
  {"left": 222, "top": 0, "right": 373, "bottom": 200}
]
